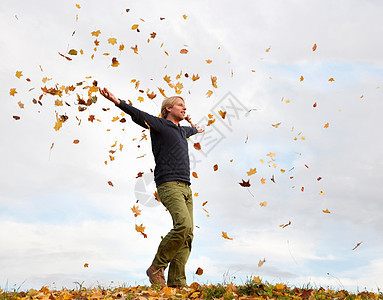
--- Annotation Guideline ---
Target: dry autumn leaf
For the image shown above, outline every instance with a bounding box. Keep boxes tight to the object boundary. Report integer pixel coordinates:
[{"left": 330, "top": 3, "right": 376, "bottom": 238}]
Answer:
[
  {"left": 192, "top": 172, "right": 198, "bottom": 178},
  {"left": 192, "top": 74, "right": 200, "bottom": 81},
  {"left": 352, "top": 242, "right": 362, "bottom": 250},
  {"left": 111, "top": 57, "right": 120, "bottom": 67},
  {"left": 10, "top": 88, "right": 17, "bottom": 96},
  {"left": 211, "top": 76, "right": 218, "bottom": 88},
  {"left": 259, "top": 201, "right": 267, "bottom": 207},
  {"left": 131, "top": 24, "right": 139, "bottom": 30},
  {"left": 218, "top": 110, "right": 226, "bottom": 119},
  {"left": 313, "top": 43, "right": 317, "bottom": 51},
  {"left": 131, "top": 205, "right": 141, "bottom": 217},
  {"left": 180, "top": 49, "right": 188, "bottom": 54},
  {"left": 84, "top": 263, "right": 89, "bottom": 268},
  {"left": 239, "top": 179, "right": 250, "bottom": 187},
  {"left": 324, "top": 122, "right": 329, "bottom": 128},
  {"left": 194, "top": 143, "right": 201, "bottom": 150},
  {"left": 206, "top": 90, "right": 213, "bottom": 97},
  {"left": 135, "top": 224, "right": 147, "bottom": 238},
  {"left": 222, "top": 232, "right": 233, "bottom": 240},
  {"left": 196, "top": 267, "right": 203, "bottom": 275},
  {"left": 323, "top": 209, "right": 330, "bottom": 214},
  {"left": 246, "top": 168, "right": 257, "bottom": 176},
  {"left": 280, "top": 221, "right": 291, "bottom": 228},
  {"left": 213, "top": 164, "right": 218, "bottom": 171},
  {"left": 15, "top": 71, "right": 23, "bottom": 78},
  {"left": 258, "top": 258, "right": 266, "bottom": 267},
  {"left": 328, "top": 77, "right": 335, "bottom": 82},
  {"left": 73, "top": 139, "right": 80, "bottom": 144},
  {"left": 107, "top": 181, "right": 114, "bottom": 187}
]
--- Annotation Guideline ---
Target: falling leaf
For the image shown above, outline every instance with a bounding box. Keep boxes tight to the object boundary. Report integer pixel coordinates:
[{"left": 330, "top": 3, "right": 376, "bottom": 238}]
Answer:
[
  {"left": 207, "top": 119, "right": 215, "bottom": 126},
  {"left": 54, "top": 114, "right": 64, "bottom": 131},
  {"left": 192, "top": 172, "right": 198, "bottom": 178},
  {"left": 158, "top": 87, "right": 167, "bottom": 98},
  {"left": 194, "top": 143, "right": 201, "bottom": 150},
  {"left": 211, "top": 76, "right": 218, "bottom": 88},
  {"left": 328, "top": 78, "right": 335, "bottom": 82},
  {"left": 319, "top": 190, "right": 325, "bottom": 196},
  {"left": 84, "top": 263, "right": 89, "bottom": 268},
  {"left": 17, "top": 101, "right": 24, "bottom": 109},
  {"left": 13, "top": 116, "right": 20, "bottom": 120},
  {"left": 58, "top": 52, "right": 72, "bottom": 61},
  {"left": 131, "top": 205, "right": 141, "bottom": 217},
  {"left": 260, "top": 178, "right": 266, "bottom": 184},
  {"left": 317, "top": 177, "right": 322, "bottom": 181},
  {"left": 10, "top": 88, "right": 17, "bottom": 96},
  {"left": 280, "top": 221, "right": 291, "bottom": 228},
  {"left": 182, "top": 14, "right": 188, "bottom": 20},
  {"left": 213, "top": 164, "right": 218, "bottom": 171},
  {"left": 246, "top": 168, "right": 257, "bottom": 176},
  {"left": 131, "top": 24, "right": 139, "bottom": 30},
  {"left": 192, "top": 74, "right": 200, "bottom": 81},
  {"left": 322, "top": 209, "right": 330, "bottom": 214},
  {"left": 266, "top": 152, "right": 276, "bottom": 158},
  {"left": 352, "top": 242, "right": 362, "bottom": 250},
  {"left": 272, "top": 122, "right": 281, "bottom": 128},
  {"left": 68, "top": 49, "right": 77, "bottom": 55},
  {"left": 180, "top": 49, "right": 188, "bottom": 54},
  {"left": 300, "top": 76, "right": 304, "bottom": 82},
  {"left": 119, "top": 44, "right": 125, "bottom": 51},
  {"left": 312, "top": 43, "right": 317, "bottom": 51},
  {"left": 324, "top": 122, "right": 329, "bottom": 128},
  {"left": 222, "top": 232, "right": 233, "bottom": 240},
  {"left": 107, "top": 181, "right": 114, "bottom": 187},
  {"left": 313, "top": 102, "right": 317, "bottom": 108},
  {"left": 270, "top": 175, "right": 275, "bottom": 183},
  {"left": 265, "top": 47, "right": 271, "bottom": 52},
  {"left": 239, "top": 179, "right": 250, "bottom": 187},
  {"left": 206, "top": 59, "right": 212, "bottom": 64},
  {"left": 111, "top": 57, "right": 120, "bottom": 67},
  {"left": 206, "top": 90, "right": 213, "bottom": 97},
  {"left": 218, "top": 110, "right": 226, "bottom": 119},
  {"left": 135, "top": 224, "right": 147, "bottom": 238},
  {"left": 75, "top": 4, "right": 80, "bottom": 9},
  {"left": 259, "top": 201, "right": 267, "bottom": 207},
  {"left": 73, "top": 139, "right": 80, "bottom": 144},
  {"left": 258, "top": 258, "right": 266, "bottom": 267},
  {"left": 108, "top": 37, "right": 117, "bottom": 45},
  {"left": 15, "top": 71, "right": 23, "bottom": 78},
  {"left": 91, "top": 30, "right": 101, "bottom": 37},
  {"left": 196, "top": 267, "right": 203, "bottom": 275}
]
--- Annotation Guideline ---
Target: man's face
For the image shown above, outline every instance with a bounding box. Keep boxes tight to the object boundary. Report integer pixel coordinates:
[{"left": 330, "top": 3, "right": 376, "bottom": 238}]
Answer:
[{"left": 167, "top": 98, "right": 186, "bottom": 121}]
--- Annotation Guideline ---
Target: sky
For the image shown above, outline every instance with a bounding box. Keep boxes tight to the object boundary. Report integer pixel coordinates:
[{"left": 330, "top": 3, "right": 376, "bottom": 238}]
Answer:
[{"left": 1, "top": 0, "right": 383, "bottom": 293}]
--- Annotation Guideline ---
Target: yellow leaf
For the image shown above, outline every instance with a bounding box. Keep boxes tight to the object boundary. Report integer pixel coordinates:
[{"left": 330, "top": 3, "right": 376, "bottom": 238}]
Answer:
[
  {"left": 272, "top": 122, "right": 281, "bottom": 128},
  {"left": 211, "top": 75, "right": 218, "bottom": 88},
  {"left": 222, "top": 232, "right": 233, "bottom": 240},
  {"left": 253, "top": 276, "right": 261, "bottom": 284},
  {"left": 163, "top": 75, "right": 171, "bottom": 83},
  {"left": 15, "top": 71, "right": 23, "bottom": 78},
  {"left": 55, "top": 99, "right": 63, "bottom": 106},
  {"left": 260, "top": 159, "right": 264, "bottom": 163},
  {"left": 112, "top": 116, "right": 119, "bottom": 122},
  {"left": 54, "top": 114, "right": 63, "bottom": 131},
  {"left": 158, "top": 87, "right": 167, "bottom": 97},
  {"left": 266, "top": 152, "right": 276, "bottom": 158},
  {"left": 138, "top": 96, "right": 144, "bottom": 103},
  {"left": 108, "top": 37, "right": 117, "bottom": 45},
  {"left": 247, "top": 168, "right": 257, "bottom": 176},
  {"left": 182, "top": 14, "right": 188, "bottom": 19},
  {"left": 131, "top": 205, "right": 141, "bottom": 217},
  {"left": 275, "top": 283, "right": 286, "bottom": 290},
  {"left": 131, "top": 24, "right": 139, "bottom": 30},
  {"left": 258, "top": 258, "right": 266, "bottom": 267},
  {"left": 192, "top": 74, "right": 200, "bottom": 81},
  {"left": 206, "top": 90, "right": 213, "bottom": 98},
  {"left": 75, "top": 4, "right": 80, "bottom": 9},
  {"left": 91, "top": 30, "right": 101, "bottom": 37}
]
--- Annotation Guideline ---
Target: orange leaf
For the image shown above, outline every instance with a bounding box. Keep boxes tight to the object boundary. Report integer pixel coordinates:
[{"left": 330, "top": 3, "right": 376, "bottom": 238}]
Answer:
[
  {"left": 280, "top": 221, "right": 291, "bottom": 228},
  {"left": 194, "top": 143, "right": 201, "bottom": 150},
  {"left": 319, "top": 190, "right": 325, "bottom": 196},
  {"left": 107, "top": 181, "right": 114, "bottom": 187},
  {"left": 222, "top": 232, "right": 233, "bottom": 240},
  {"left": 218, "top": 110, "right": 226, "bottom": 119},
  {"left": 111, "top": 57, "right": 120, "bottom": 67},
  {"left": 206, "top": 90, "right": 213, "bottom": 98},
  {"left": 260, "top": 178, "right": 266, "bottom": 184},
  {"left": 73, "top": 139, "right": 80, "bottom": 144},
  {"left": 312, "top": 43, "right": 317, "bottom": 51},
  {"left": 275, "top": 283, "right": 286, "bottom": 290},
  {"left": 192, "top": 172, "right": 198, "bottom": 178},
  {"left": 246, "top": 168, "right": 257, "bottom": 176},
  {"left": 196, "top": 267, "right": 203, "bottom": 275},
  {"left": 313, "top": 102, "right": 317, "bottom": 108},
  {"left": 352, "top": 242, "right": 362, "bottom": 250},
  {"left": 180, "top": 49, "right": 188, "bottom": 54},
  {"left": 213, "top": 164, "right": 218, "bottom": 171},
  {"left": 322, "top": 209, "right": 330, "bottom": 213},
  {"left": 206, "top": 59, "right": 212, "bottom": 64},
  {"left": 300, "top": 76, "right": 304, "bottom": 82},
  {"left": 84, "top": 263, "right": 89, "bottom": 268},
  {"left": 131, "top": 205, "right": 141, "bottom": 217},
  {"left": 15, "top": 71, "right": 23, "bottom": 78},
  {"left": 328, "top": 77, "right": 335, "bottom": 82},
  {"left": 211, "top": 76, "right": 218, "bottom": 88},
  {"left": 10, "top": 88, "right": 18, "bottom": 96},
  {"left": 324, "top": 122, "right": 329, "bottom": 128},
  {"left": 259, "top": 201, "right": 267, "bottom": 207},
  {"left": 91, "top": 30, "right": 101, "bottom": 37},
  {"left": 135, "top": 224, "right": 147, "bottom": 238},
  {"left": 192, "top": 74, "right": 200, "bottom": 81},
  {"left": 131, "top": 24, "right": 139, "bottom": 30},
  {"left": 158, "top": 87, "right": 167, "bottom": 98}
]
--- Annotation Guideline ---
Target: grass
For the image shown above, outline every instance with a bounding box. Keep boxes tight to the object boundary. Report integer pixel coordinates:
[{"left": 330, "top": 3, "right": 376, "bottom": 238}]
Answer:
[{"left": 1, "top": 277, "right": 382, "bottom": 299}]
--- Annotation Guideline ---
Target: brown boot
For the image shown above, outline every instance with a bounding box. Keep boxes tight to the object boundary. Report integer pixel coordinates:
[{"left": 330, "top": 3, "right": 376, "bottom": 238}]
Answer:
[{"left": 146, "top": 265, "right": 166, "bottom": 287}]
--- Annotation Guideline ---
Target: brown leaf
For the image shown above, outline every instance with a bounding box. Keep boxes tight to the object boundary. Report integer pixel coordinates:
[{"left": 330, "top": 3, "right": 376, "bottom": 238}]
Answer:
[
  {"left": 180, "top": 49, "right": 188, "bottom": 54},
  {"left": 194, "top": 143, "right": 201, "bottom": 150},
  {"left": 213, "top": 164, "right": 218, "bottom": 171},
  {"left": 107, "top": 181, "right": 114, "bottom": 187},
  {"left": 73, "top": 139, "right": 80, "bottom": 144},
  {"left": 196, "top": 267, "right": 203, "bottom": 275},
  {"left": 13, "top": 115, "right": 20, "bottom": 120},
  {"left": 352, "top": 242, "right": 362, "bottom": 250},
  {"left": 239, "top": 179, "right": 250, "bottom": 187}
]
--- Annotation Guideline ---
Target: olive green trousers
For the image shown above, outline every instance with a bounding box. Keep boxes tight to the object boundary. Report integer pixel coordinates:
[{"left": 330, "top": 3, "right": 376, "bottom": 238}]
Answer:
[{"left": 152, "top": 181, "right": 193, "bottom": 287}]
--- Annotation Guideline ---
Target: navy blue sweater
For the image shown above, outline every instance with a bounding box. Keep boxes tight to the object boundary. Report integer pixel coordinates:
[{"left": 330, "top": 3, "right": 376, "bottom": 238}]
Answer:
[{"left": 117, "top": 100, "right": 198, "bottom": 187}]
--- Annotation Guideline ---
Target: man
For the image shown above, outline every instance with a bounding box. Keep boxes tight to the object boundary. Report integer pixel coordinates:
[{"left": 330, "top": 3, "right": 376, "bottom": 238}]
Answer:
[{"left": 99, "top": 87, "right": 203, "bottom": 288}]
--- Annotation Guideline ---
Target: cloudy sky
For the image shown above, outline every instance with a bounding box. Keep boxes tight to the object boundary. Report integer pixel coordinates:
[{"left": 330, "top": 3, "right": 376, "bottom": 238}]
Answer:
[{"left": 1, "top": 0, "right": 383, "bottom": 293}]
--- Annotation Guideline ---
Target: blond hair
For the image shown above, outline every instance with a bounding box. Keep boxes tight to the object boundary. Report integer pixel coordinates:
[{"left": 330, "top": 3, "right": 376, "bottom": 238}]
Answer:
[{"left": 160, "top": 96, "right": 184, "bottom": 119}]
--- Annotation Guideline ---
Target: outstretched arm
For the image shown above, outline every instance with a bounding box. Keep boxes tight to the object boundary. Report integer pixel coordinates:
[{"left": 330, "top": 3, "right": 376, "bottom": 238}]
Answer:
[
  {"left": 99, "top": 87, "right": 120, "bottom": 106},
  {"left": 185, "top": 115, "right": 204, "bottom": 133}
]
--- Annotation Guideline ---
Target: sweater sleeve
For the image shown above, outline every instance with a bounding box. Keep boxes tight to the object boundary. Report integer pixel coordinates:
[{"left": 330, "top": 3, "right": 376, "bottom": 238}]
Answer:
[
  {"left": 116, "top": 99, "right": 164, "bottom": 131},
  {"left": 182, "top": 126, "right": 198, "bottom": 138}
]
